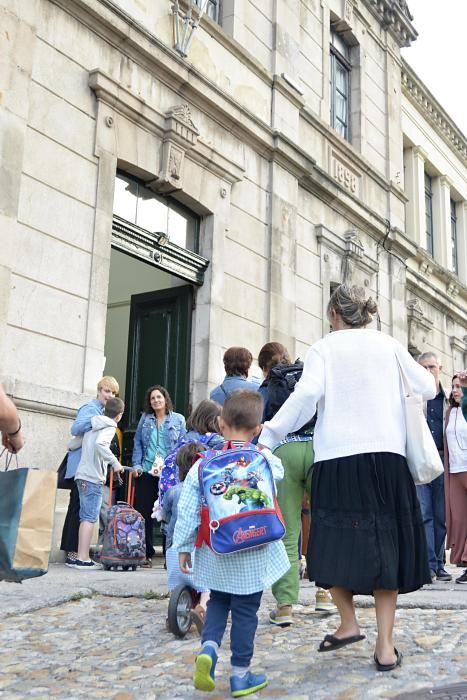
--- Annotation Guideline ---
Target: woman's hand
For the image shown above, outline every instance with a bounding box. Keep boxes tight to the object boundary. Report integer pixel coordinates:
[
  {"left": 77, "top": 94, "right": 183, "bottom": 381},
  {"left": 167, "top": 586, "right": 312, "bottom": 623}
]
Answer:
[
  {"left": 132, "top": 467, "right": 143, "bottom": 478},
  {"left": 2, "top": 431, "right": 25, "bottom": 453},
  {"left": 457, "top": 370, "right": 467, "bottom": 387}
]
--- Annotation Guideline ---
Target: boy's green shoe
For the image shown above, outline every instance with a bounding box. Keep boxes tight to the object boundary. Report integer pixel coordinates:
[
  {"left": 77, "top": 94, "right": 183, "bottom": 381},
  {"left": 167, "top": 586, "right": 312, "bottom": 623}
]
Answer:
[{"left": 193, "top": 644, "right": 218, "bottom": 692}]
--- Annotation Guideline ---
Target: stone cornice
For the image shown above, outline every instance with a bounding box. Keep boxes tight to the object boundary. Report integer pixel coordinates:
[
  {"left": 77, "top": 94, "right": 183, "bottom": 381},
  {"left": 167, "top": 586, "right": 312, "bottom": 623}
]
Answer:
[
  {"left": 360, "top": 0, "right": 417, "bottom": 47},
  {"left": 401, "top": 60, "right": 467, "bottom": 166}
]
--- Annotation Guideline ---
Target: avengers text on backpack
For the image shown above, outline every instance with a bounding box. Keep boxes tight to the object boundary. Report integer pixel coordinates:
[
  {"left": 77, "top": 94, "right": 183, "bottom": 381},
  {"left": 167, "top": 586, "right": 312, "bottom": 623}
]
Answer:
[
  {"left": 195, "top": 443, "right": 285, "bottom": 555},
  {"left": 265, "top": 360, "right": 316, "bottom": 434},
  {"left": 101, "top": 470, "right": 146, "bottom": 571}
]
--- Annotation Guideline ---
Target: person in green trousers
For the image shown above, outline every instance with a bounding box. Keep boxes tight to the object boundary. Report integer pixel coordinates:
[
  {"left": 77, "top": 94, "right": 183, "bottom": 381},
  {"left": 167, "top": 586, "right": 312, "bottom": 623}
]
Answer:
[
  {"left": 258, "top": 342, "right": 336, "bottom": 627},
  {"left": 270, "top": 437, "right": 314, "bottom": 624}
]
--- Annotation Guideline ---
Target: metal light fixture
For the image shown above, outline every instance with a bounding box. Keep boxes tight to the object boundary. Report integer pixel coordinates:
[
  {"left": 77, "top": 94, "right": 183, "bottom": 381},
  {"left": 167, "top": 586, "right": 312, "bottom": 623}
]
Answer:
[
  {"left": 172, "top": 0, "right": 210, "bottom": 57},
  {"left": 156, "top": 231, "right": 170, "bottom": 247}
]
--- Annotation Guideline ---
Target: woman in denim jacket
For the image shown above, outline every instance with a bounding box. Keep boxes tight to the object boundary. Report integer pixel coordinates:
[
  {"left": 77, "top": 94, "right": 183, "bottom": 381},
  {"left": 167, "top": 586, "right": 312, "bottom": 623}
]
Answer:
[{"left": 132, "top": 385, "right": 186, "bottom": 566}]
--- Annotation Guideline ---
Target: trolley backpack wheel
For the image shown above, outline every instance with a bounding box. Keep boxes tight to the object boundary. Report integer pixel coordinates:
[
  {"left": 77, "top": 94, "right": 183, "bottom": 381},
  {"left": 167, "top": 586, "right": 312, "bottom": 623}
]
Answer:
[{"left": 167, "top": 585, "right": 194, "bottom": 638}]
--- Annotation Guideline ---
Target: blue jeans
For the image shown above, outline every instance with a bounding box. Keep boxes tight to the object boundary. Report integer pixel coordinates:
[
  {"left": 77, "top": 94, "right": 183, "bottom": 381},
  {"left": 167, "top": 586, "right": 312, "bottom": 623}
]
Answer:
[
  {"left": 76, "top": 479, "right": 103, "bottom": 523},
  {"left": 416, "top": 472, "right": 446, "bottom": 572},
  {"left": 201, "top": 590, "right": 263, "bottom": 667}
]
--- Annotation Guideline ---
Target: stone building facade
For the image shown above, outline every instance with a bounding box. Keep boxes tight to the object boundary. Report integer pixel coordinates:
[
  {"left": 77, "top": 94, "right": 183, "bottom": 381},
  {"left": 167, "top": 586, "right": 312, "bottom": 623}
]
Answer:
[{"left": 2, "top": 0, "right": 466, "bottom": 555}]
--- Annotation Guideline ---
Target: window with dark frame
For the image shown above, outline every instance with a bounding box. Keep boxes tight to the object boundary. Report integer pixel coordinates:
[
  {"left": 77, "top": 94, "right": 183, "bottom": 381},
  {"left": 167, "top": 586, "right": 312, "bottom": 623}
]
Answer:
[
  {"left": 451, "top": 198, "right": 458, "bottom": 275},
  {"left": 424, "top": 172, "right": 434, "bottom": 256},
  {"left": 330, "top": 30, "right": 351, "bottom": 141},
  {"left": 195, "top": 0, "right": 220, "bottom": 22},
  {"left": 113, "top": 172, "right": 200, "bottom": 252}
]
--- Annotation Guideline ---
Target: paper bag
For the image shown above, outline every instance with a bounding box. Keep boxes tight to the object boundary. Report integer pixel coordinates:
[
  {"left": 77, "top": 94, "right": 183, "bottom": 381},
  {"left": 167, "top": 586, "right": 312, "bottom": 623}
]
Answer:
[{"left": 0, "top": 467, "right": 57, "bottom": 582}]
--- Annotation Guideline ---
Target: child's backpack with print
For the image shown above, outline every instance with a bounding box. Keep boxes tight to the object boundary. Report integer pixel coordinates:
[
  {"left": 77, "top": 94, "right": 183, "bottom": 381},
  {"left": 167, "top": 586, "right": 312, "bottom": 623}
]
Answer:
[
  {"left": 195, "top": 443, "right": 285, "bottom": 555},
  {"left": 159, "top": 432, "right": 223, "bottom": 506},
  {"left": 101, "top": 474, "right": 145, "bottom": 570}
]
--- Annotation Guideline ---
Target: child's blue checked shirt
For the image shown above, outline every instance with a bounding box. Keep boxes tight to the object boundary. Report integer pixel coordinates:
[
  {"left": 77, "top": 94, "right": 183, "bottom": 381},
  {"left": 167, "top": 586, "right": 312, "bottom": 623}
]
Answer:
[{"left": 172, "top": 447, "right": 290, "bottom": 595}]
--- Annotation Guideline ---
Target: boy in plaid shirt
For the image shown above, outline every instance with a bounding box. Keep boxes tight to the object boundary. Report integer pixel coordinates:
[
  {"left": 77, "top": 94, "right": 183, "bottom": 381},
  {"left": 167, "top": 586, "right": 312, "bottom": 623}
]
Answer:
[{"left": 173, "top": 390, "right": 289, "bottom": 697}]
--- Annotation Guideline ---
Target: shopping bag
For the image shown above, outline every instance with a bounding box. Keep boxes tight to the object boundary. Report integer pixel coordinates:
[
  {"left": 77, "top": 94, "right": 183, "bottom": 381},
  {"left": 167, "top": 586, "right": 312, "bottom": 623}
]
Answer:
[
  {"left": 396, "top": 357, "right": 444, "bottom": 485},
  {"left": 0, "top": 452, "right": 57, "bottom": 582}
]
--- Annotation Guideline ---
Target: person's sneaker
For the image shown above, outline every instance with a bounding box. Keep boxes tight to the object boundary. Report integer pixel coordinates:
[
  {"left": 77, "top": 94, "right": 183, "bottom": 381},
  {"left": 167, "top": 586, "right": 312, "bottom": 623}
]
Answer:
[
  {"left": 65, "top": 553, "right": 78, "bottom": 567},
  {"left": 429, "top": 569, "right": 436, "bottom": 582},
  {"left": 315, "top": 589, "right": 338, "bottom": 614},
  {"left": 456, "top": 569, "right": 467, "bottom": 584},
  {"left": 230, "top": 671, "right": 268, "bottom": 697},
  {"left": 436, "top": 567, "right": 452, "bottom": 581},
  {"left": 73, "top": 559, "right": 102, "bottom": 570},
  {"left": 269, "top": 605, "right": 293, "bottom": 627},
  {"left": 193, "top": 644, "right": 217, "bottom": 692}
]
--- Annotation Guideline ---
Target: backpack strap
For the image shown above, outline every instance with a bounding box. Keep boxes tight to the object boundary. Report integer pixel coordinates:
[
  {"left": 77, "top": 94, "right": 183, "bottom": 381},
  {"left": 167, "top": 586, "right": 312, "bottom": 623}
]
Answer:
[{"left": 220, "top": 383, "right": 229, "bottom": 397}]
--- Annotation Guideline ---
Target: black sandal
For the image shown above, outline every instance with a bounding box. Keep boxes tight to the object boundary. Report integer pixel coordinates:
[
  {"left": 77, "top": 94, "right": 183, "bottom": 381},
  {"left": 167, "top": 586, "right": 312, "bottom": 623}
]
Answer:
[
  {"left": 374, "top": 648, "right": 402, "bottom": 672},
  {"left": 318, "top": 633, "right": 366, "bottom": 652}
]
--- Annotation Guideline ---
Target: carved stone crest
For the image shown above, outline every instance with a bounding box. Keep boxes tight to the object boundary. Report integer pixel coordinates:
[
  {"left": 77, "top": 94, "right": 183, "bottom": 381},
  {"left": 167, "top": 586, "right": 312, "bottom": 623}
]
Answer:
[
  {"left": 406, "top": 297, "right": 433, "bottom": 356},
  {"left": 156, "top": 103, "right": 199, "bottom": 193}
]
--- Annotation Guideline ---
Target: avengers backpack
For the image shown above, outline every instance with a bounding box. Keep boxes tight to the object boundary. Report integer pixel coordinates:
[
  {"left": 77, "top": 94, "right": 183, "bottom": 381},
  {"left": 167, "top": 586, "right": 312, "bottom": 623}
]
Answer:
[{"left": 195, "top": 443, "right": 285, "bottom": 555}]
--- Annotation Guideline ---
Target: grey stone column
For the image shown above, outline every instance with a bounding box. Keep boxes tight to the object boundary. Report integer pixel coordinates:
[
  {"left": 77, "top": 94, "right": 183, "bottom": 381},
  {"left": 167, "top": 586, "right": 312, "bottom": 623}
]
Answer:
[{"left": 0, "top": 1, "right": 40, "bottom": 369}]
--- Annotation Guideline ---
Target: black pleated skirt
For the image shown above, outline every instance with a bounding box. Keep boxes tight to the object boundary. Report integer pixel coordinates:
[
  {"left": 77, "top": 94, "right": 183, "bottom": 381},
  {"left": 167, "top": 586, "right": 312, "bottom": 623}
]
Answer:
[{"left": 307, "top": 452, "right": 431, "bottom": 595}]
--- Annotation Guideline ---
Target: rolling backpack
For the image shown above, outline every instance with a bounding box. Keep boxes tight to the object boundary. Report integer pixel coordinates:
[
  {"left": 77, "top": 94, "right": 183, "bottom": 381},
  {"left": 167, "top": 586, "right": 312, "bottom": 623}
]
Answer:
[
  {"left": 195, "top": 443, "right": 285, "bottom": 555},
  {"left": 100, "top": 471, "right": 146, "bottom": 570}
]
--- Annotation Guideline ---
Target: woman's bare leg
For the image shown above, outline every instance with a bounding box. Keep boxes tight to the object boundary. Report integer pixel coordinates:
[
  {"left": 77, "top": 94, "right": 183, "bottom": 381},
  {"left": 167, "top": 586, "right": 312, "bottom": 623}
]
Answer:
[
  {"left": 374, "top": 589, "right": 398, "bottom": 665},
  {"left": 326, "top": 586, "right": 361, "bottom": 639}
]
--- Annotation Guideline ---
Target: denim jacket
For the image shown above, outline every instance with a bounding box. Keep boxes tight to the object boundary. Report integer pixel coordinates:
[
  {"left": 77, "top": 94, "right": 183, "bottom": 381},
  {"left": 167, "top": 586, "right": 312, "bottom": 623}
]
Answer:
[
  {"left": 65, "top": 398, "right": 104, "bottom": 479},
  {"left": 132, "top": 411, "right": 186, "bottom": 469}
]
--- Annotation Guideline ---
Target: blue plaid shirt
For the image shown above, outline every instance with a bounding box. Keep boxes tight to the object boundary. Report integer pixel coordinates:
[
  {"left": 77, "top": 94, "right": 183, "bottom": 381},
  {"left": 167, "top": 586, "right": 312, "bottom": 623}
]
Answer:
[{"left": 172, "top": 446, "right": 290, "bottom": 595}]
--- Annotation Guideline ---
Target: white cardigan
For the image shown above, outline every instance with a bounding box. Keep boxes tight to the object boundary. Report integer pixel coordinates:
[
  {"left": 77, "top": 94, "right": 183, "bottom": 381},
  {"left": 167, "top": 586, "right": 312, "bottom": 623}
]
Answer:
[{"left": 259, "top": 329, "right": 436, "bottom": 463}]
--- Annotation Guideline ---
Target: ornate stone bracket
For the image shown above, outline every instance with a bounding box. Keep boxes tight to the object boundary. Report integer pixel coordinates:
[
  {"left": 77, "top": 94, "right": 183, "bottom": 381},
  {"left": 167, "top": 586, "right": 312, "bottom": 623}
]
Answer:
[
  {"left": 151, "top": 104, "right": 199, "bottom": 194},
  {"left": 361, "top": 0, "right": 417, "bottom": 46},
  {"left": 317, "top": 225, "right": 379, "bottom": 285},
  {"left": 406, "top": 298, "right": 433, "bottom": 356}
]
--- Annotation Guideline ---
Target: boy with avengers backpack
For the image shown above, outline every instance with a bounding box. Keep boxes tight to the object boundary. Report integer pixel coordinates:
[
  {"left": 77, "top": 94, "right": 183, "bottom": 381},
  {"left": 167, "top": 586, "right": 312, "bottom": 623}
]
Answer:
[{"left": 173, "top": 390, "right": 289, "bottom": 697}]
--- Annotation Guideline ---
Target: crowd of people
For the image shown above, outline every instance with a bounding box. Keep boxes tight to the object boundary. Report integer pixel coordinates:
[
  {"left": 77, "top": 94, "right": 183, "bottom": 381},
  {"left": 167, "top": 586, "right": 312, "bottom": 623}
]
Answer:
[{"left": 2, "top": 284, "right": 467, "bottom": 697}]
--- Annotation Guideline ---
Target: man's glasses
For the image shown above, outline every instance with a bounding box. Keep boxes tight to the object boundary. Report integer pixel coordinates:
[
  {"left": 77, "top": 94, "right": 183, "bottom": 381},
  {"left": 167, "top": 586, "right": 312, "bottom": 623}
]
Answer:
[{"left": 424, "top": 364, "right": 437, "bottom": 370}]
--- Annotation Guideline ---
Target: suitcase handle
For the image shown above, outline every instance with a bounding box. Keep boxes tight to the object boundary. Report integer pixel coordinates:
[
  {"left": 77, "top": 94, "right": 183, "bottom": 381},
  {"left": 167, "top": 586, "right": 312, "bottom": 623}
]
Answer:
[{"left": 109, "top": 466, "right": 135, "bottom": 507}]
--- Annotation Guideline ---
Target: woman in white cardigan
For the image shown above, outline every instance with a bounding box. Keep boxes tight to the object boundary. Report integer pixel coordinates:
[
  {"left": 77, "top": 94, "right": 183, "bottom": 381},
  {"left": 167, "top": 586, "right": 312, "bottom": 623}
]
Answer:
[{"left": 259, "top": 284, "right": 436, "bottom": 671}]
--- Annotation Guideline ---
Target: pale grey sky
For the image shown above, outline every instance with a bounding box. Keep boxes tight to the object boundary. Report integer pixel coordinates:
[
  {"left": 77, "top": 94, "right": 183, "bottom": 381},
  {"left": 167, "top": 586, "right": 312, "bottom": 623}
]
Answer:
[{"left": 401, "top": 0, "right": 467, "bottom": 137}]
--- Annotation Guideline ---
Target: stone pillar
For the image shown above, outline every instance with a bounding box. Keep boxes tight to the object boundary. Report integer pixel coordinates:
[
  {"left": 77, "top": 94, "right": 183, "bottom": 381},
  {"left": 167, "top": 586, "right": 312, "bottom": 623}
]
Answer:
[
  {"left": 432, "top": 175, "right": 451, "bottom": 269},
  {"left": 267, "top": 161, "right": 298, "bottom": 348},
  {"left": 403, "top": 147, "right": 425, "bottom": 247},
  {"left": 0, "top": 1, "right": 40, "bottom": 368},
  {"left": 456, "top": 201, "right": 467, "bottom": 286},
  {"left": 385, "top": 48, "right": 405, "bottom": 232}
]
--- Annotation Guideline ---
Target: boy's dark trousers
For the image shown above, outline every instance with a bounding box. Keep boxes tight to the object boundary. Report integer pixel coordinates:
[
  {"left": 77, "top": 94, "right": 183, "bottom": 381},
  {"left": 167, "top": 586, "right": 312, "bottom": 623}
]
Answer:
[{"left": 201, "top": 590, "right": 263, "bottom": 667}]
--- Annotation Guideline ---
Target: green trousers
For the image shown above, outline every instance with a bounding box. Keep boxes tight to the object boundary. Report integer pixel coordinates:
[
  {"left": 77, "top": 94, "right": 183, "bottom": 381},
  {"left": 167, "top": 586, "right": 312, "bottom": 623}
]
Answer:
[{"left": 271, "top": 439, "right": 314, "bottom": 606}]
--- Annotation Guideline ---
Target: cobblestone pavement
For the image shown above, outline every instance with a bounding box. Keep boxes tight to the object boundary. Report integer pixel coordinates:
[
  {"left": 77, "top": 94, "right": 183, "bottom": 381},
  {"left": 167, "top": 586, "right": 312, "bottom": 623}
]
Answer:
[{"left": 0, "top": 569, "right": 466, "bottom": 700}]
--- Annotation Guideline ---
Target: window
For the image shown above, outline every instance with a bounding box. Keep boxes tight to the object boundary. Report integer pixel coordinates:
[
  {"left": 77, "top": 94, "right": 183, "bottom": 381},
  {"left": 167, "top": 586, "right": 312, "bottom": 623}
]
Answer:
[
  {"left": 113, "top": 172, "right": 199, "bottom": 252},
  {"left": 195, "top": 0, "right": 220, "bottom": 22},
  {"left": 451, "top": 198, "right": 458, "bottom": 274},
  {"left": 330, "top": 31, "right": 351, "bottom": 141},
  {"left": 424, "top": 172, "right": 434, "bottom": 256}
]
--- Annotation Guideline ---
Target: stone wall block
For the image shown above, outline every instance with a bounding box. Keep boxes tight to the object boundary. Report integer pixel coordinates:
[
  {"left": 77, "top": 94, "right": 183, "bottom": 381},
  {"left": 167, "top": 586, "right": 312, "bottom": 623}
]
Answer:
[
  {"left": 17, "top": 177, "right": 95, "bottom": 252},
  {"left": 4, "top": 326, "right": 84, "bottom": 393},
  {"left": 7, "top": 275, "right": 88, "bottom": 345}
]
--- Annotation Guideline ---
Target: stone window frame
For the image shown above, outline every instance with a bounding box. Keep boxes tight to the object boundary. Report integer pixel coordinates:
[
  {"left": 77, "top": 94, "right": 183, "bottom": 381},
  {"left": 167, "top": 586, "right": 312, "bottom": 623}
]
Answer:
[
  {"left": 330, "top": 29, "right": 352, "bottom": 142},
  {"left": 424, "top": 171, "right": 434, "bottom": 257},
  {"left": 195, "top": 0, "right": 220, "bottom": 23},
  {"left": 450, "top": 197, "right": 458, "bottom": 275}
]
